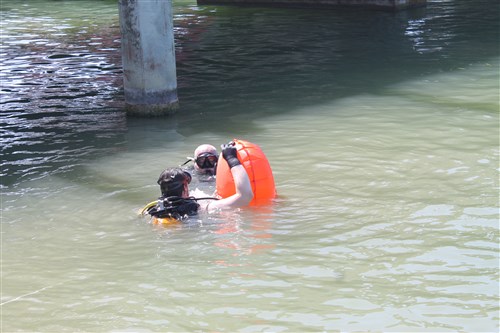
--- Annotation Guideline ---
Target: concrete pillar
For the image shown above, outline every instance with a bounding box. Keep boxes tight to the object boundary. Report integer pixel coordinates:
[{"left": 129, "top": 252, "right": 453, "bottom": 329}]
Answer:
[{"left": 119, "top": 0, "right": 178, "bottom": 116}]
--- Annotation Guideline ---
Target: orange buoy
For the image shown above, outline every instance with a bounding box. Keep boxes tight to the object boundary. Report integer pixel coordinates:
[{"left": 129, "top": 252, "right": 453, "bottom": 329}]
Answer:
[{"left": 216, "top": 139, "right": 276, "bottom": 205}]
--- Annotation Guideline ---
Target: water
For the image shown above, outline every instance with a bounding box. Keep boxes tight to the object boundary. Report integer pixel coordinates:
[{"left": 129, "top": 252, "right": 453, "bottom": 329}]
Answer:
[{"left": 1, "top": 0, "right": 499, "bottom": 331}]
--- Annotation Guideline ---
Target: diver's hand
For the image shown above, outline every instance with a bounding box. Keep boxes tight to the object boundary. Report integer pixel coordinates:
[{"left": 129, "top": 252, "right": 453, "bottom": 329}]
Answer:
[{"left": 221, "top": 142, "right": 241, "bottom": 169}]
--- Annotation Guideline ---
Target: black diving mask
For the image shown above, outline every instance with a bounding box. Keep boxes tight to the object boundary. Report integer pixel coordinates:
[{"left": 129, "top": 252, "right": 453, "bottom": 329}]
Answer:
[{"left": 195, "top": 153, "right": 218, "bottom": 169}]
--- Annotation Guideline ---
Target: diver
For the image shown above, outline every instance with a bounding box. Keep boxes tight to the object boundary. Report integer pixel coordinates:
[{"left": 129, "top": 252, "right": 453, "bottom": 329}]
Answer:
[
  {"left": 143, "top": 142, "right": 253, "bottom": 221},
  {"left": 181, "top": 144, "right": 218, "bottom": 177}
]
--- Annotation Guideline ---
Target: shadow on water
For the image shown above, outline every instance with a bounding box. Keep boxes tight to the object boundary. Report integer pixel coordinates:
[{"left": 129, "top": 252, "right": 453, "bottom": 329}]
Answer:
[
  {"left": 172, "top": 0, "right": 499, "bottom": 134},
  {"left": 1, "top": 0, "right": 498, "bottom": 187}
]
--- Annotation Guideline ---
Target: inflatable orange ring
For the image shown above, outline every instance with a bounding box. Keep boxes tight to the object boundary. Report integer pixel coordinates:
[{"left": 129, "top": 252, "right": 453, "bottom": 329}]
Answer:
[{"left": 216, "top": 139, "right": 276, "bottom": 206}]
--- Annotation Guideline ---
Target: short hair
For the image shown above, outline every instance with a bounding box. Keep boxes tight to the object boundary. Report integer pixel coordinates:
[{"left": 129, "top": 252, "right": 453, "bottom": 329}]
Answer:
[
  {"left": 157, "top": 168, "right": 192, "bottom": 197},
  {"left": 194, "top": 144, "right": 217, "bottom": 159}
]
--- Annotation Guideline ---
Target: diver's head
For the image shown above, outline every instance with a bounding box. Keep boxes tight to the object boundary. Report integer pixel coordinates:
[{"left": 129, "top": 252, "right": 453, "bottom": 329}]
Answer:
[
  {"left": 157, "top": 168, "right": 192, "bottom": 197},
  {"left": 193, "top": 144, "right": 218, "bottom": 175}
]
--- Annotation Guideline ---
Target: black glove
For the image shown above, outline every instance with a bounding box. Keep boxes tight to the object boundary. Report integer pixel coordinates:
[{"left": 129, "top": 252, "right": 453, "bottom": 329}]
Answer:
[{"left": 221, "top": 142, "right": 241, "bottom": 169}]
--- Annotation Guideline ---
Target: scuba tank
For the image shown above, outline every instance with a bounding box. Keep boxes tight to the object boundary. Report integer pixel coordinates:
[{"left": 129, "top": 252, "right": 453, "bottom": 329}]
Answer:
[
  {"left": 140, "top": 196, "right": 219, "bottom": 226},
  {"left": 145, "top": 196, "right": 200, "bottom": 221}
]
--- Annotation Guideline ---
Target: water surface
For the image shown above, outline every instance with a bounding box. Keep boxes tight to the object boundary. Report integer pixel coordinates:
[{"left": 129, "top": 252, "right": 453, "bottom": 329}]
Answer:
[{"left": 1, "top": 0, "right": 499, "bottom": 331}]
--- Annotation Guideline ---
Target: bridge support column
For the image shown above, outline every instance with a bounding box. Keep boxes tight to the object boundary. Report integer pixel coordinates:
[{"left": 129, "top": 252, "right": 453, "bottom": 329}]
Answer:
[{"left": 119, "top": 0, "right": 178, "bottom": 117}]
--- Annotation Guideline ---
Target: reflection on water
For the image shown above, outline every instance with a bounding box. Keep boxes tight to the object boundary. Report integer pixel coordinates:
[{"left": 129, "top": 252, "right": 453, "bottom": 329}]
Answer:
[
  {"left": 1, "top": 0, "right": 499, "bottom": 332},
  {"left": 0, "top": 0, "right": 125, "bottom": 187}
]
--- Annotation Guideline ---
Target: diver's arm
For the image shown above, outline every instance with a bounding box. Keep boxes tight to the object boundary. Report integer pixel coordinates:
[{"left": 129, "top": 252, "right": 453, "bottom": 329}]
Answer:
[
  {"left": 209, "top": 164, "right": 253, "bottom": 211},
  {"left": 207, "top": 144, "right": 253, "bottom": 212}
]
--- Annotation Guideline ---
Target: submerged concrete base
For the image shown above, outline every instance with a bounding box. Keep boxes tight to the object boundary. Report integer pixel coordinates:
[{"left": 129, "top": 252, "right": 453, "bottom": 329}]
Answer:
[
  {"left": 123, "top": 88, "right": 179, "bottom": 117},
  {"left": 196, "top": 0, "right": 427, "bottom": 10},
  {"left": 125, "top": 102, "right": 180, "bottom": 117}
]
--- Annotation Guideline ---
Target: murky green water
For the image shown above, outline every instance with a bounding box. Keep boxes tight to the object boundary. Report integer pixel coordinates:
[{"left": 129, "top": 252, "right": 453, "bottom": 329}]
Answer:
[{"left": 1, "top": 0, "right": 499, "bottom": 331}]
